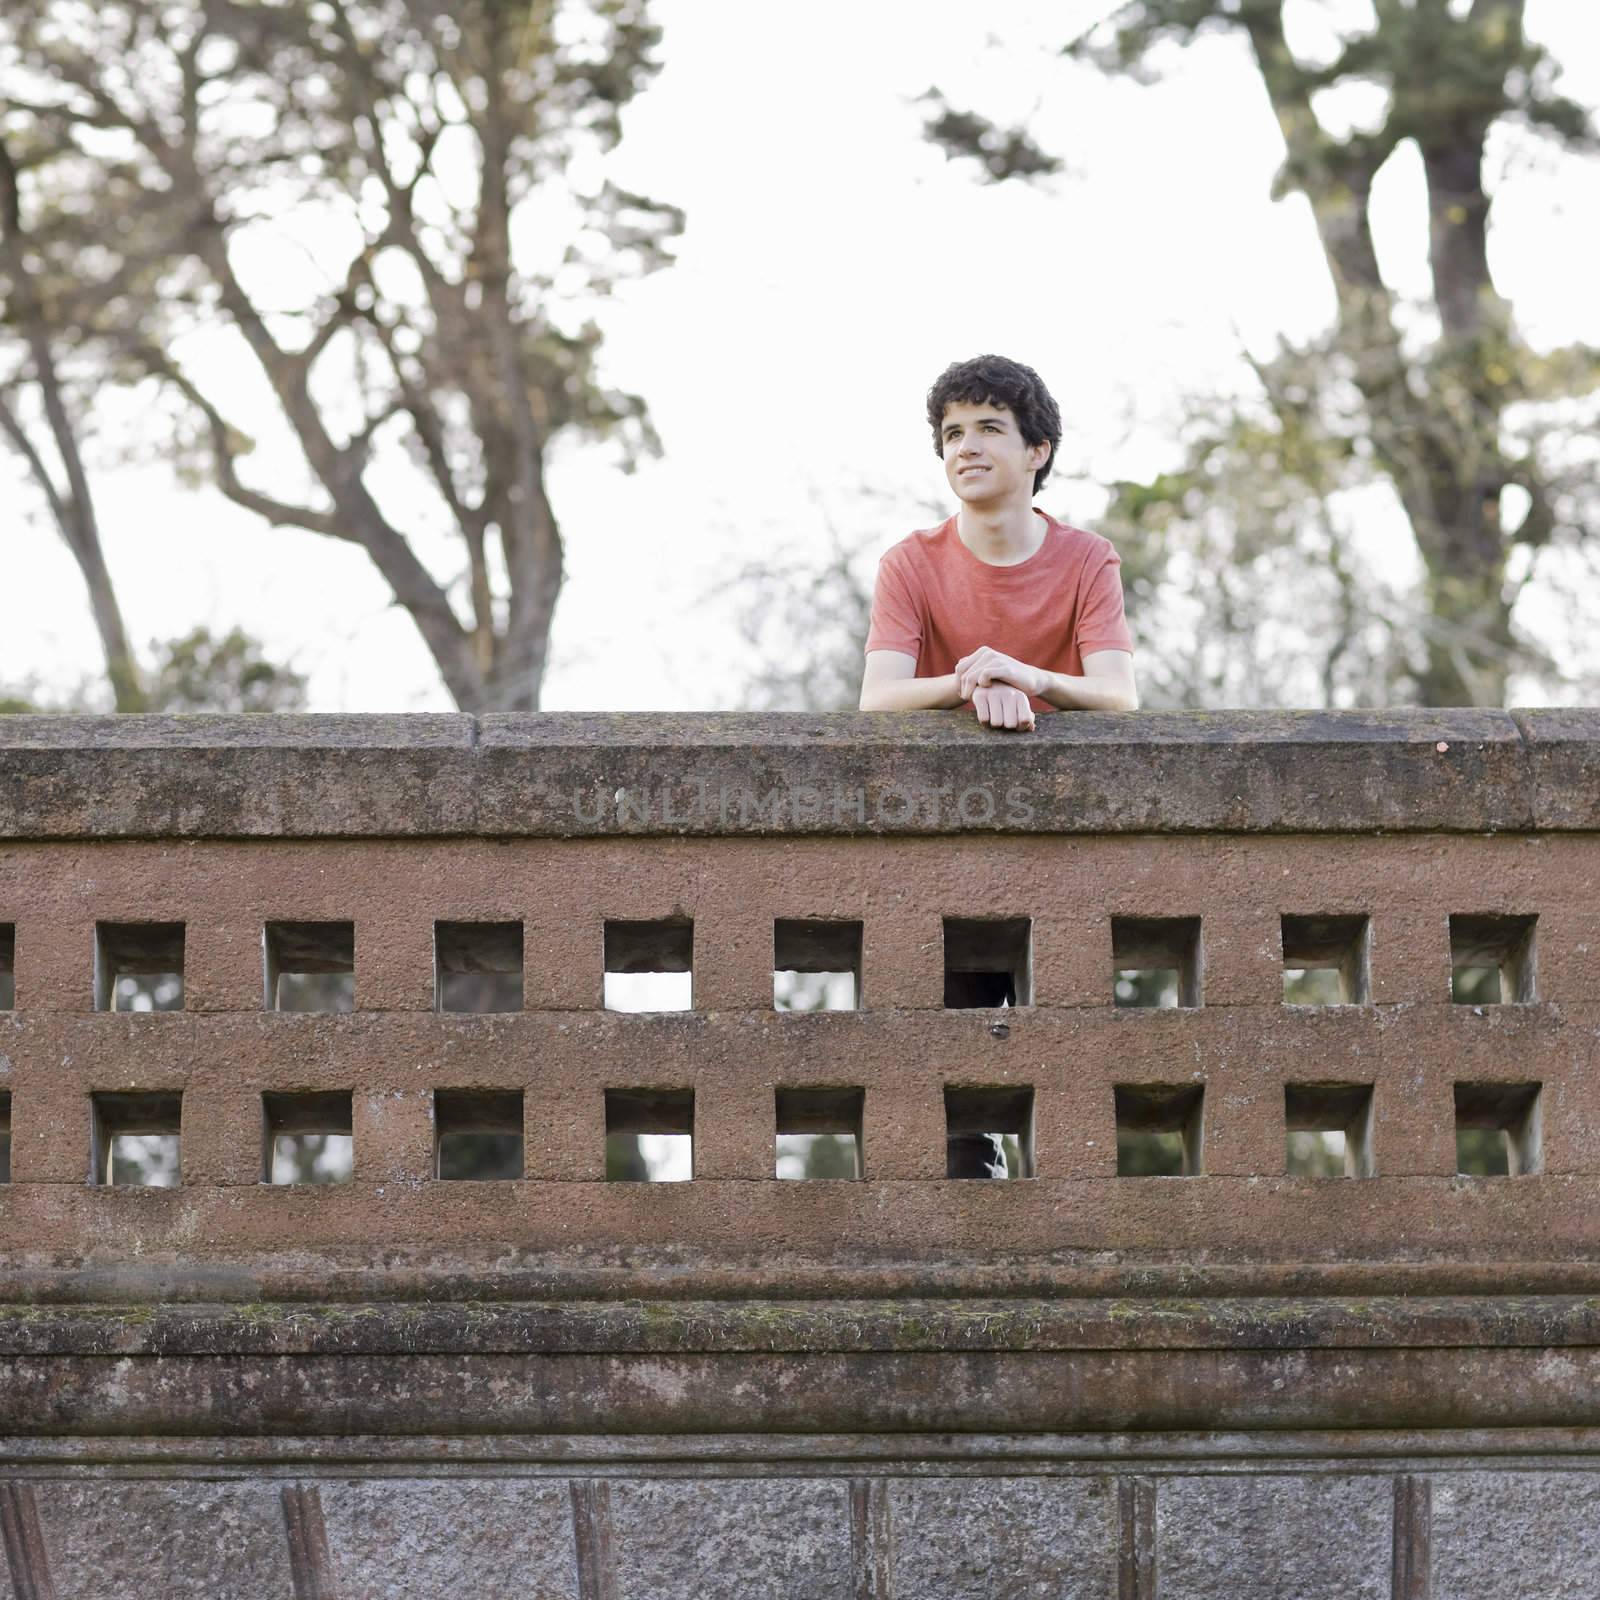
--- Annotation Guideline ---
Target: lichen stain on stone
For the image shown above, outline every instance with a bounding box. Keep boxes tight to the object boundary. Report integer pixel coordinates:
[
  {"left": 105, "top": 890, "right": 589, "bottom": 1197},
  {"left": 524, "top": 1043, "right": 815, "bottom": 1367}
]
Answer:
[
  {"left": 1533, "top": 1350, "right": 1582, "bottom": 1386},
  {"left": 618, "top": 1358, "right": 693, "bottom": 1406}
]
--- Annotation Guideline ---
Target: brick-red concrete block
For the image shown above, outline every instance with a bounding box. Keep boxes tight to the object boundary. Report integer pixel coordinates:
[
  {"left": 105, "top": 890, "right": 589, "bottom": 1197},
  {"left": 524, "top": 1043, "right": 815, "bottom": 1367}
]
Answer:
[
  {"left": 184, "top": 917, "right": 265, "bottom": 1013},
  {"left": 527, "top": 904, "right": 603, "bottom": 1011},
  {"left": 355, "top": 1088, "right": 432, "bottom": 1183},
  {"left": 1034, "top": 1071, "right": 1116, "bottom": 1180},
  {"left": 1029, "top": 914, "right": 1105, "bottom": 1009},
  {"left": 355, "top": 916, "right": 434, "bottom": 1012},
  {"left": 1204, "top": 1057, "right": 1290, "bottom": 1178},
  {"left": 525, "top": 1080, "right": 605, "bottom": 1182},
  {"left": 864, "top": 1076, "right": 945, "bottom": 1181},
  {"left": 690, "top": 899, "right": 773, "bottom": 1013},
  {"left": 1202, "top": 912, "right": 1284, "bottom": 1008},
  {"left": 9, "top": 1077, "right": 87, "bottom": 1184},
  {"left": 1530, "top": 904, "right": 1600, "bottom": 1006},
  {"left": 862, "top": 909, "right": 942, "bottom": 1011},
  {"left": 200, "top": 1086, "right": 268, "bottom": 1187},
  {"left": 11, "top": 912, "right": 92, "bottom": 1015},
  {"left": 1369, "top": 909, "right": 1451, "bottom": 1007},
  {"left": 693, "top": 1077, "right": 773, "bottom": 1181}
]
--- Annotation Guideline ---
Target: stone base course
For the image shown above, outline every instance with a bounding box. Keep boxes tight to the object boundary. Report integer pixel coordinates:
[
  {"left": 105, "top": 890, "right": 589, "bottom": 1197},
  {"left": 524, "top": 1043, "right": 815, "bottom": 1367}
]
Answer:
[{"left": 8, "top": 1464, "right": 1600, "bottom": 1598}]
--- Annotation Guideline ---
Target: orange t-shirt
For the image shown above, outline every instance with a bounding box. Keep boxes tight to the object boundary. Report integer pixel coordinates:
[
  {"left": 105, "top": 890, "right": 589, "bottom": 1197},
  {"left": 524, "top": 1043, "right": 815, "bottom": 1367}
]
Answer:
[{"left": 864, "top": 511, "right": 1133, "bottom": 712}]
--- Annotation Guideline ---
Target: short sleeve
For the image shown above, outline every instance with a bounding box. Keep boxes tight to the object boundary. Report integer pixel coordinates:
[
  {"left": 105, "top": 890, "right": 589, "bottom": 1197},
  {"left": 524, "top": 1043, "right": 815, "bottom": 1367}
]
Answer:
[
  {"left": 1075, "top": 549, "right": 1133, "bottom": 656},
  {"left": 864, "top": 551, "right": 924, "bottom": 658}
]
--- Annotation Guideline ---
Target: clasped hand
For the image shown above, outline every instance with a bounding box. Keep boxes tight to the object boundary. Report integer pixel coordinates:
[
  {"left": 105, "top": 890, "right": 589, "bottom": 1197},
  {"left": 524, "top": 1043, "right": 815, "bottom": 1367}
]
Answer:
[{"left": 953, "top": 646, "right": 1042, "bottom": 732}]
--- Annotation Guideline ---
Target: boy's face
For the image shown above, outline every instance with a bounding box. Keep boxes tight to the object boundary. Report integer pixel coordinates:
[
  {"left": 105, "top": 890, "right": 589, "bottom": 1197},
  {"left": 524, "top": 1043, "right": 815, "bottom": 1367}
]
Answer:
[{"left": 939, "top": 400, "right": 1049, "bottom": 506}]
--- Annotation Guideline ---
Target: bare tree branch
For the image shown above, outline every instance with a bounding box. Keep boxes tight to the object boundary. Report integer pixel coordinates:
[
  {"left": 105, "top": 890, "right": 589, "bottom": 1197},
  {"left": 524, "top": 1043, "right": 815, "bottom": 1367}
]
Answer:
[{"left": 134, "top": 348, "right": 350, "bottom": 537}]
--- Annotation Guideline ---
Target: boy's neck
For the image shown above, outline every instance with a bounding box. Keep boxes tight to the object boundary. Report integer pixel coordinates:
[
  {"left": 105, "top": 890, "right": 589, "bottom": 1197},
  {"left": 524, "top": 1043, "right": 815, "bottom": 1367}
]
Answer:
[{"left": 956, "top": 501, "right": 1048, "bottom": 567}]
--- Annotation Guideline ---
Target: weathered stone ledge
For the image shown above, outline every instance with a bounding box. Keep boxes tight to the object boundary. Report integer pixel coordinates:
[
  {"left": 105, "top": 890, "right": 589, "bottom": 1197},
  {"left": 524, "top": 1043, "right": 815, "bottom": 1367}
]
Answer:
[
  {"left": 0, "top": 1340, "right": 1597, "bottom": 1438},
  {"left": 2, "top": 707, "right": 1596, "bottom": 837},
  {"left": 5, "top": 1426, "right": 1595, "bottom": 1466},
  {"left": 3, "top": 1296, "right": 1600, "bottom": 1357},
  {"left": 8, "top": 1254, "right": 1600, "bottom": 1307}
]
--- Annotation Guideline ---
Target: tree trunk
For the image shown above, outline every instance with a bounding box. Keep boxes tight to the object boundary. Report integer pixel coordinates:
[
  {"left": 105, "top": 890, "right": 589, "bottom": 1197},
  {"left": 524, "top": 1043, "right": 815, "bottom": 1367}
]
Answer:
[
  {"left": 490, "top": 478, "right": 564, "bottom": 712},
  {"left": 1245, "top": 2, "right": 1522, "bottom": 707},
  {"left": 63, "top": 503, "right": 147, "bottom": 712},
  {"left": 1414, "top": 540, "right": 1513, "bottom": 708},
  {"left": 1, "top": 135, "right": 146, "bottom": 712}
]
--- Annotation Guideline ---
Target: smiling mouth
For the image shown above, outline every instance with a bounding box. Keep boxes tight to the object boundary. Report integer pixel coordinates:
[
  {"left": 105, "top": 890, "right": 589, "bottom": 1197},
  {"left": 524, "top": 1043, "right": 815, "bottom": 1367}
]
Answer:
[{"left": 958, "top": 466, "right": 989, "bottom": 476}]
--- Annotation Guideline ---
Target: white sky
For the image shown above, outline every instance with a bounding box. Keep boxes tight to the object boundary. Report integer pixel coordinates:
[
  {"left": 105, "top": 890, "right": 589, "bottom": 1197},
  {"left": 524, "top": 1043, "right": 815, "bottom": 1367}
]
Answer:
[{"left": 3, "top": 0, "right": 1599, "bottom": 711}]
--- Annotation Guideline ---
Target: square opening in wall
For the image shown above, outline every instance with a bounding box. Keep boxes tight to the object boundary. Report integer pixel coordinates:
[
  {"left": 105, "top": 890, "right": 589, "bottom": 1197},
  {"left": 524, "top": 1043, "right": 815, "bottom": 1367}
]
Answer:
[
  {"left": 1455, "top": 1081, "right": 1542, "bottom": 1176},
  {"left": 0, "top": 923, "right": 13, "bottom": 1010},
  {"left": 1112, "top": 917, "right": 1201, "bottom": 1008},
  {"left": 774, "top": 919, "right": 862, "bottom": 1011},
  {"left": 91, "top": 1091, "right": 182, "bottom": 1186},
  {"left": 943, "top": 918, "right": 1031, "bottom": 1008},
  {"left": 1281, "top": 915, "right": 1370, "bottom": 1005},
  {"left": 265, "top": 921, "right": 355, "bottom": 1012},
  {"left": 0, "top": 1091, "right": 10, "bottom": 1184},
  {"left": 1285, "top": 1082, "right": 1374, "bottom": 1177},
  {"left": 944, "top": 1085, "right": 1034, "bottom": 1178},
  {"left": 1450, "top": 914, "right": 1537, "bottom": 1004},
  {"left": 1116, "top": 1083, "right": 1204, "bottom": 1175},
  {"left": 435, "top": 1089, "right": 524, "bottom": 1180},
  {"left": 435, "top": 921, "right": 523, "bottom": 1013},
  {"left": 604, "top": 919, "right": 693, "bottom": 1012},
  {"left": 776, "top": 1087, "right": 863, "bottom": 1179},
  {"left": 605, "top": 1088, "right": 693, "bottom": 1180},
  {"left": 94, "top": 922, "right": 184, "bottom": 1012},
  {"left": 262, "top": 1091, "right": 354, "bottom": 1184}
]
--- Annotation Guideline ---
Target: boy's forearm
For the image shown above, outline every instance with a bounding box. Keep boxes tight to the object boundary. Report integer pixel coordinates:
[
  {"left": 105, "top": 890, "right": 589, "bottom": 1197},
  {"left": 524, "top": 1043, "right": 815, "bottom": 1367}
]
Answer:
[
  {"left": 859, "top": 673, "right": 964, "bottom": 711},
  {"left": 1036, "top": 671, "right": 1139, "bottom": 712}
]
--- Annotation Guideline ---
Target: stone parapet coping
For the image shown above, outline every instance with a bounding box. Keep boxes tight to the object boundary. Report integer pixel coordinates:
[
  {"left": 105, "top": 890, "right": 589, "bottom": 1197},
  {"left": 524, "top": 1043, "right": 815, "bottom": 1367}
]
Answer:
[{"left": 1, "top": 708, "right": 1597, "bottom": 838}]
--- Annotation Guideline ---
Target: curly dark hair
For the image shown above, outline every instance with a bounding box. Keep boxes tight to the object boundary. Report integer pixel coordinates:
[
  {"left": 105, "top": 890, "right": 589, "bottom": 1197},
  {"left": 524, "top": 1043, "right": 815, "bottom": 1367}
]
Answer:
[{"left": 926, "top": 354, "right": 1062, "bottom": 494}]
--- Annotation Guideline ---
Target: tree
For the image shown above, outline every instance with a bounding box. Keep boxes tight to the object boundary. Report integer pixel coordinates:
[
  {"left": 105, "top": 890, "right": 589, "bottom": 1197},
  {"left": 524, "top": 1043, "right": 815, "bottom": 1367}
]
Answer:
[
  {"left": 1093, "top": 388, "right": 1426, "bottom": 709},
  {"left": 925, "top": 0, "right": 1600, "bottom": 707},
  {"left": 716, "top": 488, "right": 955, "bottom": 715},
  {"left": 1, "top": 0, "right": 681, "bottom": 712},
  {"left": 0, "top": 128, "right": 155, "bottom": 709},
  {"left": 143, "top": 626, "right": 309, "bottom": 713},
  {"left": 4, "top": 126, "right": 312, "bottom": 716},
  {"left": 0, "top": 625, "right": 309, "bottom": 714},
  {"left": 720, "top": 518, "right": 879, "bottom": 714}
]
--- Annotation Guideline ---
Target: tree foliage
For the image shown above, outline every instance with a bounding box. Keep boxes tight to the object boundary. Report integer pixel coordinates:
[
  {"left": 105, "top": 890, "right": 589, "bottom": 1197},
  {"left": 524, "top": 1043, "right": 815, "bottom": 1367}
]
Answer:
[
  {"left": 919, "top": 89, "right": 1063, "bottom": 184},
  {"left": 927, "top": 0, "right": 1600, "bottom": 707},
  {"left": 0, "top": 625, "right": 309, "bottom": 714},
  {"left": 1, "top": 0, "right": 681, "bottom": 712},
  {"left": 143, "top": 625, "right": 309, "bottom": 712}
]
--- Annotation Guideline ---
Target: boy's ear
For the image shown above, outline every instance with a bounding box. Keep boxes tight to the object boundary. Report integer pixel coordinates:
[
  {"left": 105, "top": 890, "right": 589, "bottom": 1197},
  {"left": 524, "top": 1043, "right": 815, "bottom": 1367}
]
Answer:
[{"left": 1029, "top": 439, "right": 1052, "bottom": 469}]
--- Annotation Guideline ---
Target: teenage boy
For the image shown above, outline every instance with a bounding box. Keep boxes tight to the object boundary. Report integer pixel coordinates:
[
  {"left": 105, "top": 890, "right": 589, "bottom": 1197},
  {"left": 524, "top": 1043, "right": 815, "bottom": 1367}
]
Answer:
[{"left": 859, "top": 354, "right": 1137, "bottom": 730}]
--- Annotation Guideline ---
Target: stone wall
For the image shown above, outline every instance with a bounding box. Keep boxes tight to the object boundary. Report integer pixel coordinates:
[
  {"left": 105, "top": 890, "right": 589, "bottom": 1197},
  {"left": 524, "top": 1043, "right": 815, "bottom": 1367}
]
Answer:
[{"left": 2, "top": 710, "right": 1599, "bottom": 1597}]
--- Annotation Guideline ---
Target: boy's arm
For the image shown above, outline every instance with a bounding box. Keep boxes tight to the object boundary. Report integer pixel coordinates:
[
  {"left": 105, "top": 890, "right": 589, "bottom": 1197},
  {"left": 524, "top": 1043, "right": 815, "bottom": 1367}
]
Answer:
[
  {"left": 954, "top": 646, "right": 1139, "bottom": 712},
  {"left": 859, "top": 649, "right": 963, "bottom": 711},
  {"left": 861, "top": 650, "right": 1037, "bottom": 729},
  {"left": 1037, "top": 649, "right": 1138, "bottom": 711}
]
